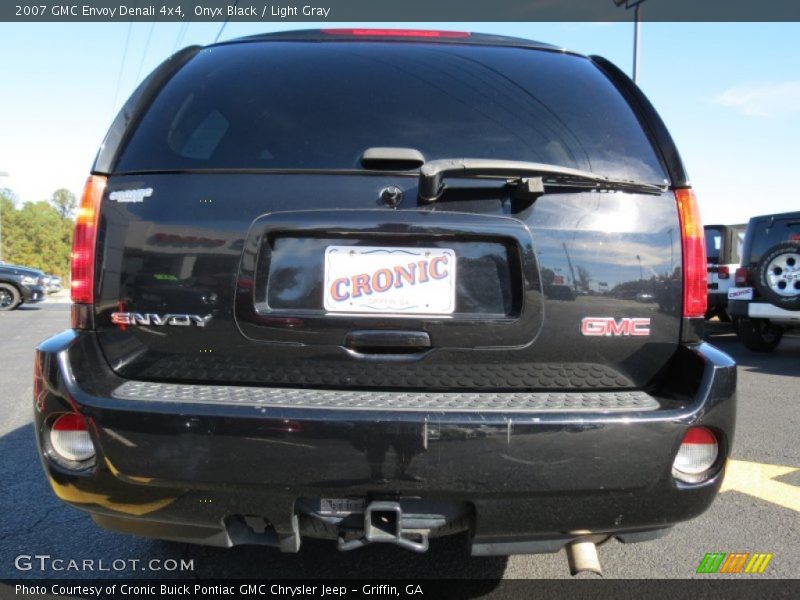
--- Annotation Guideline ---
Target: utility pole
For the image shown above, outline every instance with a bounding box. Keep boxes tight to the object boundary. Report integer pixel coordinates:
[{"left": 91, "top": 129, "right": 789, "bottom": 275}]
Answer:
[
  {"left": 613, "top": 0, "right": 647, "bottom": 84},
  {"left": 0, "top": 171, "right": 8, "bottom": 262}
]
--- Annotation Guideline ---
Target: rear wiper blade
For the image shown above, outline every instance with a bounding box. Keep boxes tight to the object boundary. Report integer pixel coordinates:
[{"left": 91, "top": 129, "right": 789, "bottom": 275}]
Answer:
[{"left": 418, "top": 158, "right": 667, "bottom": 203}]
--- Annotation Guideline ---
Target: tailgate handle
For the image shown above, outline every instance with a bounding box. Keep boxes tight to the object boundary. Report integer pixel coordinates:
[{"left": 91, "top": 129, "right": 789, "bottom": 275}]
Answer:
[{"left": 345, "top": 330, "right": 431, "bottom": 354}]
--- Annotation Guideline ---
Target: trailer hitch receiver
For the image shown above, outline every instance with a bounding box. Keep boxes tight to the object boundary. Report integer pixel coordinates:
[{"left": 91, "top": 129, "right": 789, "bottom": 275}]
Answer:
[{"left": 337, "top": 501, "right": 429, "bottom": 553}]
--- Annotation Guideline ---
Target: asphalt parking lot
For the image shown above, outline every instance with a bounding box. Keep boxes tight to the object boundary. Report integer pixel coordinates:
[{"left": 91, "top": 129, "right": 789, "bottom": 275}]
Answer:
[{"left": 1, "top": 301, "right": 798, "bottom": 581}]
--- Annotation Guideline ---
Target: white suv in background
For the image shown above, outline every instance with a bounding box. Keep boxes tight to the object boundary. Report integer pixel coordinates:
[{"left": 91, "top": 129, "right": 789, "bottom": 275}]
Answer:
[{"left": 704, "top": 223, "right": 745, "bottom": 322}]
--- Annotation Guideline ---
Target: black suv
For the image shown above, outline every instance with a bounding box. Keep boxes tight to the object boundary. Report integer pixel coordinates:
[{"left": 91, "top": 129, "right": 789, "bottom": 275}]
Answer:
[
  {"left": 728, "top": 211, "right": 800, "bottom": 351},
  {"left": 0, "top": 263, "right": 46, "bottom": 310},
  {"left": 34, "top": 30, "right": 736, "bottom": 568}
]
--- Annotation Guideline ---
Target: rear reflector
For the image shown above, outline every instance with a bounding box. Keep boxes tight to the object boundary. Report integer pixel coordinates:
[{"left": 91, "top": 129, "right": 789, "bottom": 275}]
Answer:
[
  {"left": 734, "top": 267, "right": 749, "bottom": 286},
  {"left": 71, "top": 175, "right": 107, "bottom": 304},
  {"left": 717, "top": 265, "right": 730, "bottom": 279},
  {"left": 321, "top": 29, "right": 470, "bottom": 38},
  {"left": 52, "top": 413, "right": 87, "bottom": 431},
  {"left": 50, "top": 413, "right": 95, "bottom": 463},
  {"left": 675, "top": 188, "right": 707, "bottom": 318},
  {"left": 672, "top": 427, "right": 719, "bottom": 483}
]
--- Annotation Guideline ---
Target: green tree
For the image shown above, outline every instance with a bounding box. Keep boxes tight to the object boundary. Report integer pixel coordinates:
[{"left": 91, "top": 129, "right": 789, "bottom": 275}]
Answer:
[
  {"left": 0, "top": 188, "right": 17, "bottom": 204},
  {"left": 0, "top": 188, "right": 74, "bottom": 279},
  {"left": 50, "top": 188, "right": 77, "bottom": 219},
  {"left": 0, "top": 188, "right": 18, "bottom": 263},
  {"left": 576, "top": 266, "right": 593, "bottom": 293}
]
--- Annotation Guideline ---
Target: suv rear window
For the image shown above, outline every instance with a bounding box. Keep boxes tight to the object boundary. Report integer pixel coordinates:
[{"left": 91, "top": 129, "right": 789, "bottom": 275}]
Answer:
[
  {"left": 747, "top": 216, "right": 800, "bottom": 264},
  {"left": 116, "top": 42, "right": 666, "bottom": 183},
  {"left": 705, "top": 228, "right": 722, "bottom": 263},
  {"left": 705, "top": 225, "right": 746, "bottom": 264},
  {"left": 732, "top": 227, "right": 745, "bottom": 264}
]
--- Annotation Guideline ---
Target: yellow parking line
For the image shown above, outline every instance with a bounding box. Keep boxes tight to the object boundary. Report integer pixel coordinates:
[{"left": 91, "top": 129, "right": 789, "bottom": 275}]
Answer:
[{"left": 721, "top": 459, "right": 800, "bottom": 513}]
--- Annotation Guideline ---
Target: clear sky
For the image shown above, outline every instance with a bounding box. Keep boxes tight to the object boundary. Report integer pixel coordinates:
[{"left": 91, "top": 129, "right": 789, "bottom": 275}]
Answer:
[{"left": 1, "top": 21, "right": 798, "bottom": 225}]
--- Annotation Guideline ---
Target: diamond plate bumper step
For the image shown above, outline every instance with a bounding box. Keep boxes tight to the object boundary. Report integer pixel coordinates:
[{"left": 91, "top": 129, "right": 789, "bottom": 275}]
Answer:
[{"left": 112, "top": 381, "right": 659, "bottom": 413}]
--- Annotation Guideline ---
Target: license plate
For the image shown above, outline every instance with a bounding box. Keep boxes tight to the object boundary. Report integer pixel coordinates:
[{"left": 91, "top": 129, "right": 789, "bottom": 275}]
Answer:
[
  {"left": 323, "top": 246, "right": 456, "bottom": 315},
  {"left": 318, "top": 498, "right": 365, "bottom": 515},
  {"left": 728, "top": 287, "right": 753, "bottom": 300}
]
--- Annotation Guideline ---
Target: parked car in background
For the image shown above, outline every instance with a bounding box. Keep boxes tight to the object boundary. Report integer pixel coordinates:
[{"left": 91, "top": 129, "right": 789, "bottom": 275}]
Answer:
[
  {"left": 33, "top": 29, "right": 736, "bottom": 572},
  {"left": 45, "top": 275, "right": 62, "bottom": 294},
  {"left": 728, "top": 211, "right": 800, "bottom": 351},
  {"left": 704, "top": 223, "right": 745, "bottom": 322},
  {"left": 0, "top": 263, "right": 46, "bottom": 310}
]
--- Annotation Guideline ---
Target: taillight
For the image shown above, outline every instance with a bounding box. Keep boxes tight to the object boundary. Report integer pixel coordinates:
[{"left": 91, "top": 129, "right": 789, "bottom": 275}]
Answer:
[
  {"left": 71, "top": 175, "right": 106, "bottom": 304},
  {"left": 717, "top": 265, "right": 729, "bottom": 279},
  {"left": 672, "top": 427, "right": 719, "bottom": 484},
  {"left": 675, "top": 188, "right": 707, "bottom": 318},
  {"left": 321, "top": 29, "right": 470, "bottom": 38},
  {"left": 734, "top": 267, "right": 749, "bottom": 286},
  {"left": 49, "top": 413, "right": 95, "bottom": 463}
]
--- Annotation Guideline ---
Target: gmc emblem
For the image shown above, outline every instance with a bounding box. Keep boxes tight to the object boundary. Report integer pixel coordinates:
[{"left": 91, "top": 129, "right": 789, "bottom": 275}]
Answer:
[{"left": 581, "top": 317, "right": 651, "bottom": 336}]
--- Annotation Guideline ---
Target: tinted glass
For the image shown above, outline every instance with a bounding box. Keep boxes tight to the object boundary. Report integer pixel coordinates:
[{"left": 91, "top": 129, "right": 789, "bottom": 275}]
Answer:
[
  {"left": 705, "top": 228, "right": 722, "bottom": 263},
  {"left": 732, "top": 228, "right": 746, "bottom": 264},
  {"left": 116, "top": 42, "right": 666, "bottom": 183},
  {"left": 747, "top": 217, "right": 800, "bottom": 264}
]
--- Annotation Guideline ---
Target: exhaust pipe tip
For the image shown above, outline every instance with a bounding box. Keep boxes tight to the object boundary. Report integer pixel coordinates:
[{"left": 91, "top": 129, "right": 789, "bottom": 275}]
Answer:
[{"left": 566, "top": 538, "right": 603, "bottom": 577}]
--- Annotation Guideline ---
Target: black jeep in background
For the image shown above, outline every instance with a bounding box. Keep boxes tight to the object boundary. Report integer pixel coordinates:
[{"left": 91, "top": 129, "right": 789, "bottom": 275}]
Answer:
[
  {"left": 33, "top": 29, "right": 736, "bottom": 571},
  {"left": 0, "top": 263, "right": 46, "bottom": 310},
  {"left": 728, "top": 211, "right": 800, "bottom": 352}
]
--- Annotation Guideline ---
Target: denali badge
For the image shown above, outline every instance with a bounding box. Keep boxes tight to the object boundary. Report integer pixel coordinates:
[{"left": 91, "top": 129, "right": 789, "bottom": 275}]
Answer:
[
  {"left": 108, "top": 188, "right": 153, "bottom": 203},
  {"left": 111, "top": 312, "right": 212, "bottom": 327},
  {"left": 581, "top": 317, "right": 650, "bottom": 336}
]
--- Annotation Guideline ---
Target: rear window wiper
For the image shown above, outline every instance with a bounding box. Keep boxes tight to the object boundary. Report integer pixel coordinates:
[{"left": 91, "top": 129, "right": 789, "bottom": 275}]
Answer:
[{"left": 417, "top": 158, "right": 667, "bottom": 203}]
